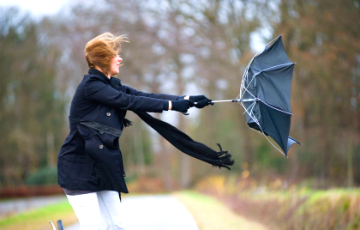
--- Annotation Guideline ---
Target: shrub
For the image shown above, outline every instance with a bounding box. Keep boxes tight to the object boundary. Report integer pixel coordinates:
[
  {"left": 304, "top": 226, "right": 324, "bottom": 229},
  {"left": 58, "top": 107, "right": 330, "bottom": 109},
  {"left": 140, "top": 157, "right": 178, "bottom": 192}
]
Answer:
[{"left": 25, "top": 167, "right": 58, "bottom": 185}]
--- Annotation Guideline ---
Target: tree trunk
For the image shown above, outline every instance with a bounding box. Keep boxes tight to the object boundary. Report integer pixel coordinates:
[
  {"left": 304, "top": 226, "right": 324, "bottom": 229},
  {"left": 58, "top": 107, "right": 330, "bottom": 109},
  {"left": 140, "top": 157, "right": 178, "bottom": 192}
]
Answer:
[{"left": 347, "top": 145, "right": 354, "bottom": 188}]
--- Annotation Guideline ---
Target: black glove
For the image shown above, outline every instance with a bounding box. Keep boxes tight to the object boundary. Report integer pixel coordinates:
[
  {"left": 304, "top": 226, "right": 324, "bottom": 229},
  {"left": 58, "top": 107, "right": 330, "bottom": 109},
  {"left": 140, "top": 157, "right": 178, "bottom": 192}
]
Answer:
[
  {"left": 171, "top": 100, "right": 194, "bottom": 113},
  {"left": 189, "top": 95, "right": 213, "bottom": 108}
]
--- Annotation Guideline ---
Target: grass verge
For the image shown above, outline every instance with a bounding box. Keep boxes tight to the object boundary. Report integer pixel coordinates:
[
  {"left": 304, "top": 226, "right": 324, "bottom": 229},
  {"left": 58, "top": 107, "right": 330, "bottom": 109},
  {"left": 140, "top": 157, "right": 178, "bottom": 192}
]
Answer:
[
  {"left": 195, "top": 175, "right": 360, "bottom": 230},
  {"left": 0, "top": 200, "right": 77, "bottom": 230},
  {"left": 175, "top": 190, "right": 267, "bottom": 230}
]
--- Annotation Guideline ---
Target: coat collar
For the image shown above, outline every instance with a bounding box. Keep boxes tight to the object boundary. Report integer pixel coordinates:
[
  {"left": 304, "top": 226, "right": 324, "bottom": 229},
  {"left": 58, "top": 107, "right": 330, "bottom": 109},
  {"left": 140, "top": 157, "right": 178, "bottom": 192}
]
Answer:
[
  {"left": 88, "top": 68, "right": 122, "bottom": 85},
  {"left": 88, "top": 68, "right": 111, "bottom": 83}
]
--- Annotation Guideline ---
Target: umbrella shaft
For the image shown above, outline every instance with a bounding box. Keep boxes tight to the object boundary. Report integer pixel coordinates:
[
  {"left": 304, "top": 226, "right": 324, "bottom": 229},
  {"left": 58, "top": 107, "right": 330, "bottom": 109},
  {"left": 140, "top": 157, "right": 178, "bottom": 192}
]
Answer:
[
  {"left": 211, "top": 99, "right": 256, "bottom": 103},
  {"left": 193, "top": 98, "right": 257, "bottom": 104},
  {"left": 212, "top": 99, "right": 239, "bottom": 103}
]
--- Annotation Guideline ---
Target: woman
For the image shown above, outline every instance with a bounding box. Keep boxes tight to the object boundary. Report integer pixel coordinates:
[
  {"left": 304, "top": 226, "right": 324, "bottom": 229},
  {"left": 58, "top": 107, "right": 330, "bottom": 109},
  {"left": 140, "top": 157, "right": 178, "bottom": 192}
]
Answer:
[{"left": 57, "top": 32, "right": 212, "bottom": 230}]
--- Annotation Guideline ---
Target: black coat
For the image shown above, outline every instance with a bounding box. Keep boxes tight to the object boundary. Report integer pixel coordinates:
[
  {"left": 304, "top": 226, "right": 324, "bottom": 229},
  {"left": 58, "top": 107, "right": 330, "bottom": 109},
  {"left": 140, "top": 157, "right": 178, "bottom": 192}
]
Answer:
[{"left": 57, "top": 68, "right": 179, "bottom": 194}]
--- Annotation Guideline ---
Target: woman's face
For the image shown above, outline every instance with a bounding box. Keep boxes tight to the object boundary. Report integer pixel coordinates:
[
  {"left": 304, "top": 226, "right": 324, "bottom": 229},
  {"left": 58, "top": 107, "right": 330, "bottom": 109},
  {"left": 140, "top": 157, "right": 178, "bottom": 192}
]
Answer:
[{"left": 109, "top": 55, "right": 122, "bottom": 76}]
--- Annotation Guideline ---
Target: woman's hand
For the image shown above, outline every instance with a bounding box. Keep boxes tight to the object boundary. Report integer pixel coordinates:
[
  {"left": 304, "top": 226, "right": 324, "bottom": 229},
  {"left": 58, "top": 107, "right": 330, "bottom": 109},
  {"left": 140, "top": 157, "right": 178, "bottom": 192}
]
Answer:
[
  {"left": 186, "top": 95, "right": 213, "bottom": 108},
  {"left": 170, "top": 100, "right": 194, "bottom": 113}
]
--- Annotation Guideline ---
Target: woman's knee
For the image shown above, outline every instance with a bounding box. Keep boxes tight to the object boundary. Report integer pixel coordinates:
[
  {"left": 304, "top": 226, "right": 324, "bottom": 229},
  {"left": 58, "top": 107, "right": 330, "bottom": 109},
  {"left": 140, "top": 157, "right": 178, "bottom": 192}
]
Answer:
[{"left": 66, "top": 193, "right": 102, "bottom": 230}]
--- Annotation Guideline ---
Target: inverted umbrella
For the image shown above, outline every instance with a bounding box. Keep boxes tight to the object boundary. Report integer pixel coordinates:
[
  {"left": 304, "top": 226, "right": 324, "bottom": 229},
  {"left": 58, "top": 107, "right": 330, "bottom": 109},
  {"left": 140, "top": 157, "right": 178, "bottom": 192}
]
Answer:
[{"left": 208, "top": 35, "right": 300, "bottom": 156}]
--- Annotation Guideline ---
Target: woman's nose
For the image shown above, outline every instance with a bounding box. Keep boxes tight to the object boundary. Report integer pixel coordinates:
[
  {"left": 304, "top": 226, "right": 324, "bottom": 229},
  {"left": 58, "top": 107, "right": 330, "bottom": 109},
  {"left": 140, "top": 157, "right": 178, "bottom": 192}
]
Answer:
[{"left": 118, "top": 55, "right": 122, "bottom": 62}]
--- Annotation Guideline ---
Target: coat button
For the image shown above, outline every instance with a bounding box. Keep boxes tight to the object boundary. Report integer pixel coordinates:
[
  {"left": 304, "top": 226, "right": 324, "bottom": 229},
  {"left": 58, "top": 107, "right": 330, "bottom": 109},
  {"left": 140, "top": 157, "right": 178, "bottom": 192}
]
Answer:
[
  {"left": 99, "top": 131, "right": 104, "bottom": 134},
  {"left": 99, "top": 145, "right": 104, "bottom": 149},
  {"left": 106, "top": 112, "right": 111, "bottom": 116}
]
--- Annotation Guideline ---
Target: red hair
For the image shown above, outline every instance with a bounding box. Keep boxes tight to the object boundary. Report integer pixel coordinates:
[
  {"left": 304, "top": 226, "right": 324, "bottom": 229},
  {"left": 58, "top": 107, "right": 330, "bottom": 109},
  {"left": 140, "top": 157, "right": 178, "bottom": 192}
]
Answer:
[{"left": 85, "top": 32, "right": 128, "bottom": 75}]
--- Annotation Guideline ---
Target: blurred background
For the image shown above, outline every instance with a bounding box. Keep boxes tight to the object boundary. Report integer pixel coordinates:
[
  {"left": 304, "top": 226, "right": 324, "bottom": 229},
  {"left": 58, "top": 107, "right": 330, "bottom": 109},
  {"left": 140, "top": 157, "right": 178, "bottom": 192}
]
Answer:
[{"left": 0, "top": 0, "right": 359, "bottom": 229}]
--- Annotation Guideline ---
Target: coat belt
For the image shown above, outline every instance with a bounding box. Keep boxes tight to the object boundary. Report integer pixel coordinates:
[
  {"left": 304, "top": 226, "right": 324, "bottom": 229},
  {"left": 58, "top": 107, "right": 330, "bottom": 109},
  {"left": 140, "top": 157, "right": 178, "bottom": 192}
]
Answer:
[
  {"left": 68, "top": 117, "right": 122, "bottom": 137},
  {"left": 80, "top": 121, "right": 122, "bottom": 137}
]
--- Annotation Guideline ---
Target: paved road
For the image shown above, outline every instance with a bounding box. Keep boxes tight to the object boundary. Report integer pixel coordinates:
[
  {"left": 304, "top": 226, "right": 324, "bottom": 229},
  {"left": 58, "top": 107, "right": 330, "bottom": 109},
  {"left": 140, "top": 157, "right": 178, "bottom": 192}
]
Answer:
[
  {"left": 65, "top": 194, "right": 199, "bottom": 230},
  {"left": 0, "top": 195, "right": 66, "bottom": 219}
]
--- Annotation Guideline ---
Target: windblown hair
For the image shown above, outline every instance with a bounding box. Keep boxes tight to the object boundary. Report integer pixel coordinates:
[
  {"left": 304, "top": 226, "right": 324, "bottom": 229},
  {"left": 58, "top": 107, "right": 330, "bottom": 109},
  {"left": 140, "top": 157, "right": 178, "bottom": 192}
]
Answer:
[{"left": 85, "top": 32, "right": 128, "bottom": 76}]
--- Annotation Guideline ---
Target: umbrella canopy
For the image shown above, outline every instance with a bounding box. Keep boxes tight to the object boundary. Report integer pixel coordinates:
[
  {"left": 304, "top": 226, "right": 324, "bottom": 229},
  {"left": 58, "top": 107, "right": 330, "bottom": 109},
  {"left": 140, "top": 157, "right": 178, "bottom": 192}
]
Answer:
[{"left": 240, "top": 35, "right": 300, "bottom": 156}]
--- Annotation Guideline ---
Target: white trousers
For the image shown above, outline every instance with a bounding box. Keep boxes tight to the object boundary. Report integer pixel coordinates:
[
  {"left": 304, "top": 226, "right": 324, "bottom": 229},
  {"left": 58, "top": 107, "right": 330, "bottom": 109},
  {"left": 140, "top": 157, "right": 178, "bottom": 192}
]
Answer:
[{"left": 66, "top": 191, "right": 126, "bottom": 230}]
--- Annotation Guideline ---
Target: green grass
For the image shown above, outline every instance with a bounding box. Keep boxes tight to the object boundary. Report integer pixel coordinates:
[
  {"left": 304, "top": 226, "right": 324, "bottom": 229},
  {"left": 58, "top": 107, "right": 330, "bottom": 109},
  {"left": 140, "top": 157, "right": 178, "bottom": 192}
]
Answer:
[
  {"left": 175, "top": 190, "right": 268, "bottom": 230},
  {"left": 0, "top": 200, "right": 77, "bottom": 230}
]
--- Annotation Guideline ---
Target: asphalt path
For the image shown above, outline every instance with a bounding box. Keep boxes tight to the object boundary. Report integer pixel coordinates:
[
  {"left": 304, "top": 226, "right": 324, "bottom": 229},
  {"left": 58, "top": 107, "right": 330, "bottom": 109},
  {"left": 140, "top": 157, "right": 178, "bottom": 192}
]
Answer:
[
  {"left": 0, "top": 195, "right": 66, "bottom": 219},
  {"left": 65, "top": 194, "right": 199, "bottom": 230}
]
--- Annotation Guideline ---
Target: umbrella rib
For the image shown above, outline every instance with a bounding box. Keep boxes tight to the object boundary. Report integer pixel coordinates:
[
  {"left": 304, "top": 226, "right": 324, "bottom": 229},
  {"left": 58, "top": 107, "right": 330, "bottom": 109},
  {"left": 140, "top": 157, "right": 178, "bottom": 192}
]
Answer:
[
  {"left": 241, "top": 70, "right": 293, "bottom": 115},
  {"left": 240, "top": 71, "right": 257, "bottom": 100},
  {"left": 257, "top": 63, "right": 294, "bottom": 73},
  {"left": 242, "top": 100, "right": 256, "bottom": 115},
  {"left": 240, "top": 76, "right": 293, "bottom": 117},
  {"left": 240, "top": 63, "right": 293, "bottom": 105},
  {"left": 265, "top": 104, "right": 288, "bottom": 155},
  {"left": 240, "top": 70, "right": 290, "bottom": 156},
  {"left": 247, "top": 63, "right": 293, "bottom": 90},
  {"left": 238, "top": 35, "right": 294, "bottom": 156},
  {"left": 259, "top": 63, "right": 294, "bottom": 112},
  {"left": 248, "top": 101, "right": 256, "bottom": 115},
  {"left": 240, "top": 35, "right": 282, "bottom": 98},
  {"left": 240, "top": 103, "right": 260, "bottom": 128},
  {"left": 240, "top": 67, "right": 250, "bottom": 97},
  {"left": 263, "top": 35, "right": 282, "bottom": 51},
  {"left": 262, "top": 131, "right": 287, "bottom": 156},
  {"left": 258, "top": 99, "right": 292, "bottom": 115},
  {"left": 240, "top": 102, "right": 286, "bottom": 156}
]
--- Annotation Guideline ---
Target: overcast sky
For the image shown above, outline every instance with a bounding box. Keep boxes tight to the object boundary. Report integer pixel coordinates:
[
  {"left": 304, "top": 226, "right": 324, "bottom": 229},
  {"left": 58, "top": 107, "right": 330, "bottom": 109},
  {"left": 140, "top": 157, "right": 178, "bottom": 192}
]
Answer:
[
  {"left": 0, "top": 0, "right": 71, "bottom": 16},
  {"left": 0, "top": 0, "right": 266, "bottom": 52}
]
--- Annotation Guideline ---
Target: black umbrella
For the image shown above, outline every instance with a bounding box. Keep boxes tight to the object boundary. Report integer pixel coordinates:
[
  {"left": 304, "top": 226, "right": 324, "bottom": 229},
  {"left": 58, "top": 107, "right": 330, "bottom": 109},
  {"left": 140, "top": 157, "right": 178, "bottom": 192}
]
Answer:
[{"left": 208, "top": 35, "right": 300, "bottom": 156}]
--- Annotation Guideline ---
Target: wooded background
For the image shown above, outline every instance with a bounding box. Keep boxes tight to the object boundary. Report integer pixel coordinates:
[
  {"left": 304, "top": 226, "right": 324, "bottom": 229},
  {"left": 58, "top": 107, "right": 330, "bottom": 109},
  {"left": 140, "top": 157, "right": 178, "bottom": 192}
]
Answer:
[{"left": 0, "top": 0, "right": 359, "bottom": 190}]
